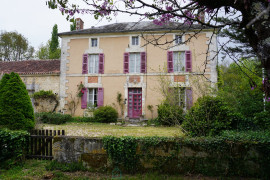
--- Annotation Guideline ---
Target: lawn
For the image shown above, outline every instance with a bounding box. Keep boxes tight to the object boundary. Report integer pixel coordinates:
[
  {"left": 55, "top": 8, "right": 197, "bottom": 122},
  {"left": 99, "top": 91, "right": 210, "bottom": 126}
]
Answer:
[
  {"left": 0, "top": 159, "right": 251, "bottom": 180},
  {"left": 35, "top": 122, "right": 184, "bottom": 137}
]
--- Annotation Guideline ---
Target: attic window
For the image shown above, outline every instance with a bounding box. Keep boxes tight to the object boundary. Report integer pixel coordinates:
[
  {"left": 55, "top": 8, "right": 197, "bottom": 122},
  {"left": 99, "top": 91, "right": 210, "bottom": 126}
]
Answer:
[
  {"left": 175, "top": 35, "right": 182, "bottom": 45},
  {"left": 91, "top": 38, "right": 98, "bottom": 47},
  {"left": 131, "top": 36, "right": 139, "bottom": 46}
]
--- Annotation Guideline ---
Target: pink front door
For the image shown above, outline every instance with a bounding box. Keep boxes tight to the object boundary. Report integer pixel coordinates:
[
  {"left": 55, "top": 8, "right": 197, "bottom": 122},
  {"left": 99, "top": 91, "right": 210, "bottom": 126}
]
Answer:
[{"left": 128, "top": 88, "right": 142, "bottom": 118}]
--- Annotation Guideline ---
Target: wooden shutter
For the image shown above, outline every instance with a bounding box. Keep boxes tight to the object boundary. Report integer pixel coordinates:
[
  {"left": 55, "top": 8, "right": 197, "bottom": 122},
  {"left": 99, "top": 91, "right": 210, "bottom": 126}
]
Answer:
[
  {"left": 99, "top": 53, "right": 104, "bottom": 74},
  {"left": 97, "top": 88, "right": 104, "bottom": 107},
  {"left": 123, "top": 52, "right": 129, "bottom": 73},
  {"left": 81, "top": 88, "right": 87, "bottom": 109},
  {"left": 185, "top": 50, "right": 192, "bottom": 72},
  {"left": 186, "top": 87, "right": 193, "bottom": 109},
  {"left": 82, "top": 54, "right": 88, "bottom": 74},
  {"left": 167, "top": 51, "right": 173, "bottom": 73},
  {"left": 140, "top": 52, "right": 147, "bottom": 73}
]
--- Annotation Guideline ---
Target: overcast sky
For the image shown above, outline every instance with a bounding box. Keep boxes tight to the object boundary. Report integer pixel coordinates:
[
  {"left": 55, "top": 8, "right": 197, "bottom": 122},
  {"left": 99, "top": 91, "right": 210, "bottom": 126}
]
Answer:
[{"left": 0, "top": 0, "right": 138, "bottom": 50}]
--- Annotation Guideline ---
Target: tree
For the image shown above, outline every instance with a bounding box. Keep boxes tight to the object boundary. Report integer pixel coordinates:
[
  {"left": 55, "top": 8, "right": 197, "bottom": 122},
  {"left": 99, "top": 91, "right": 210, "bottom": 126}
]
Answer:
[
  {"left": 70, "top": 20, "right": 76, "bottom": 31},
  {"left": 47, "top": 0, "right": 270, "bottom": 95},
  {"left": 49, "top": 24, "right": 61, "bottom": 59},
  {"left": 0, "top": 31, "right": 34, "bottom": 61},
  {"left": 0, "top": 72, "right": 34, "bottom": 130},
  {"left": 35, "top": 41, "right": 50, "bottom": 59}
]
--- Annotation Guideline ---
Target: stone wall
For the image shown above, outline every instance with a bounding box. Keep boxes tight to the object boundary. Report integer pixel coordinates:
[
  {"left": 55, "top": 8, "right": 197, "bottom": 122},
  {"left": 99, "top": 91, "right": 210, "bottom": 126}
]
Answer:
[{"left": 52, "top": 136, "right": 269, "bottom": 178}]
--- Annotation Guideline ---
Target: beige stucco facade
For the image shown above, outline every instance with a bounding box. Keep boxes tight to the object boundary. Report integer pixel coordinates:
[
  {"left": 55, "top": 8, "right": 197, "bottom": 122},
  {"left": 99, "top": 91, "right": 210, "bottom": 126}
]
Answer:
[{"left": 59, "top": 28, "right": 217, "bottom": 119}]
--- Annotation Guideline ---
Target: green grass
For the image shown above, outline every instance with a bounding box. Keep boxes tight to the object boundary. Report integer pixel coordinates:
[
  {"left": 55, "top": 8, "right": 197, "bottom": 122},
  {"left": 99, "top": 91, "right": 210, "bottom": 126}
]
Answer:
[
  {"left": 35, "top": 122, "right": 184, "bottom": 137},
  {"left": 1, "top": 159, "right": 254, "bottom": 180}
]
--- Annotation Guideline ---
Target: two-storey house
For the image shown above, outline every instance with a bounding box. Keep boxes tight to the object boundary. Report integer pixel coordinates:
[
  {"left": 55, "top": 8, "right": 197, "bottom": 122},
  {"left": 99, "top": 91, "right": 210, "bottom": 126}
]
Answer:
[{"left": 58, "top": 20, "right": 217, "bottom": 119}]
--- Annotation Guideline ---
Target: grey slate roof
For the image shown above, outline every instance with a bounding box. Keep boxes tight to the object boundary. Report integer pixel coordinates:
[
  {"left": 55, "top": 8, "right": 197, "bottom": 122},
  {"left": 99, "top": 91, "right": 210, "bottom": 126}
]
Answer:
[{"left": 58, "top": 21, "right": 210, "bottom": 36}]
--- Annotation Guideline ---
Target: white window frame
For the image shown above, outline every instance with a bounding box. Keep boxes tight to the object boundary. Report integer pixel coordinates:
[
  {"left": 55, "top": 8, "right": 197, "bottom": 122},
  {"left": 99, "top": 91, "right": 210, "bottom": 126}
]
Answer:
[
  {"left": 88, "top": 54, "right": 99, "bottom": 74},
  {"left": 131, "top": 36, "right": 139, "bottom": 46},
  {"left": 91, "top": 38, "right": 98, "bottom": 47},
  {"left": 173, "top": 51, "right": 185, "bottom": 72},
  {"left": 129, "top": 53, "right": 141, "bottom": 73},
  {"left": 88, "top": 88, "right": 98, "bottom": 107}
]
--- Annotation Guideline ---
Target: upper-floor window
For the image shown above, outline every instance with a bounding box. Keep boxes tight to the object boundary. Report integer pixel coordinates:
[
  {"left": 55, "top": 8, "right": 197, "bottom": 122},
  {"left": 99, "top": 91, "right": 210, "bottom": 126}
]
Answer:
[
  {"left": 175, "top": 35, "right": 182, "bottom": 45},
  {"left": 131, "top": 36, "right": 139, "bottom": 46},
  {"left": 173, "top": 52, "right": 185, "bottom": 72},
  {"left": 89, "top": 54, "right": 99, "bottom": 73},
  {"left": 91, "top": 38, "right": 98, "bottom": 47},
  {"left": 129, "top": 53, "right": 141, "bottom": 73}
]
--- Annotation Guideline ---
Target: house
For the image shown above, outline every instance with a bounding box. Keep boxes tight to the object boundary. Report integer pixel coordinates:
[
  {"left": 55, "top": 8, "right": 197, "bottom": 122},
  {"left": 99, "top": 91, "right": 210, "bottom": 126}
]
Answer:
[
  {"left": 0, "top": 60, "right": 60, "bottom": 112},
  {"left": 58, "top": 20, "right": 217, "bottom": 119}
]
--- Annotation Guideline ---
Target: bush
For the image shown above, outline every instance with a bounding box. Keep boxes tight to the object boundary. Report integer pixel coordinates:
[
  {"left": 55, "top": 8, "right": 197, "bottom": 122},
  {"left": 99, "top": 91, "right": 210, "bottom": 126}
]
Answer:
[
  {"left": 183, "top": 96, "right": 241, "bottom": 137},
  {"left": 94, "top": 106, "right": 118, "bottom": 123},
  {"left": 72, "top": 116, "right": 96, "bottom": 122},
  {"left": 0, "top": 129, "right": 29, "bottom": 169},
  {"left": 253, "top": 111, "right": 270, "bottom": 130},
  {"left": 157, "top": 103, "right": 184, "bottom": 126},
  {"left": 0, "top": 72, "right": 34, "bottom": 131},
  {"left": 35, "top": 112, "right": 72, "bottom": 125}
]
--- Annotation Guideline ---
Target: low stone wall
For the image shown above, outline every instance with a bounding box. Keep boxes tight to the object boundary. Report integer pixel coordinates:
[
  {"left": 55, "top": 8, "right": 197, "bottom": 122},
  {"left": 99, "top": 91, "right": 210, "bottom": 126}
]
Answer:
[{"left": 52, "top": 136, "right": 269, "bottom": 178}]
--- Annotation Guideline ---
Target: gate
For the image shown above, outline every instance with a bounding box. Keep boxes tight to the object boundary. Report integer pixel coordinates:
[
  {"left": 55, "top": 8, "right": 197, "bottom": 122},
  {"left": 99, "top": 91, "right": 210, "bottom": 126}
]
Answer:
[{"left": 27, "top": 129, "right": 65, "bottom": 160}]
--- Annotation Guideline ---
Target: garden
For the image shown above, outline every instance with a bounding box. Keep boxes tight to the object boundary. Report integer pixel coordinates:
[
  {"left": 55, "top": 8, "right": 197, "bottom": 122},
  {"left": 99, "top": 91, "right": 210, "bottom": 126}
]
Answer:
[{"left": 1, "top": 60, "right": 270, "bottom": 179}]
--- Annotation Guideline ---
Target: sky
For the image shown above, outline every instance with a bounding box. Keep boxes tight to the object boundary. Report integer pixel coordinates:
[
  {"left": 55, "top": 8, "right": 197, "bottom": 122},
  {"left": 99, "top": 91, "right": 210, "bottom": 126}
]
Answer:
[{"left": 0, "top": 0, "right": 137, "bottom": 50}]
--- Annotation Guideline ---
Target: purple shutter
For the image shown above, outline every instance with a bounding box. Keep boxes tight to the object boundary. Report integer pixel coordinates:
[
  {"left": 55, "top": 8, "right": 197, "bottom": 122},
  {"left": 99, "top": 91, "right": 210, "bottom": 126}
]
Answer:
[
  {"left": 167, "top": 51, "right": 173, "bottom": 73},
  {"left": 185, "top": 50, "right": 192, "bottom": 72},
  {"left": 82, "top": 54, "right": 88, "bottom": 74},
  {"left": 124, "top": 52, "right": 129, "bottom": 73},
  {"left": 97, "top": 88, "right": 104, "bottom": 107},
  {"left": 186, "top": 87, "right": 193, "bottom": 109},
  {"left": 140, "top": 52, "right": 147, "bottom": 73},
  {"left": 99, "top": 53, "right": 104, "bottom": 74},
  {"left": 81, "top": 88, "right": 87, "bottom": 109}
]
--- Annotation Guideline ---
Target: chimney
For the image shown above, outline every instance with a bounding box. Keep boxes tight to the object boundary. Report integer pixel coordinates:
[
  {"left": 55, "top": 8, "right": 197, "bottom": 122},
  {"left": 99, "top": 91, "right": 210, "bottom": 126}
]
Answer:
[{"left": 76, "top": 18, "right": 84, "bottom": 30}]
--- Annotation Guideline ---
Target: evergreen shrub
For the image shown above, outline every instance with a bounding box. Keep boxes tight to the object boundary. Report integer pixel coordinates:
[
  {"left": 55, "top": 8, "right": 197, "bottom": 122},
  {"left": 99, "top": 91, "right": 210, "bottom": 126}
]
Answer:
[
  {"left": 35, "top": 112, "right": 72, "bottom": 125},
  {"left": 0, "top": 72, "right": 34, "bottom": 130},
  {"left": 183, "top": 96, "right": 241, "bottom": 137},
  {"left": 157, "top": 103, "right": 184, "bottom": 126},
  {"left": 94, "top": 106, "right": 118, "bottom": 123}
]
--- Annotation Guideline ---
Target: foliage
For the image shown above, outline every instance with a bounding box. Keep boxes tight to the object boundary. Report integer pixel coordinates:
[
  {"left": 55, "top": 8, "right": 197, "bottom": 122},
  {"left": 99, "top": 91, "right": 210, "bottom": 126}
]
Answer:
[
  {"left": 35, "top": 112, "right": 72, "bottom": 125},
  {"left": 0, "top": 128, "right": 29, "bottom": 169},
  {"left": 35, "top": 41, "right": 50, "bottom": 59},
  {"left": 46, "top": 160, "right": 87, "bottom": 172},
  {"left": 147, "top": 105, "right": 154, "bottom": 119},
  {"left": 72, "top": 116, "right": 95, "bottom": 122},
  {"left": 102, "top": 135, "right": 270, "bottom": 178},
  {"left": 116, "top": 92, "right": 124, "bottom": 118},
  {"left": 218, "top": 60, "right": 265, "bottom": 119},
  {"left": 182, "top": 96, "right": 241, "bottom": 137},
  {"left": 94, "top": 106, "right": 118, "bottom": 123},
  {"left": 157, "top": 102, "right": 184, "bottom": 126},
  {"left": 0, "top": 72, "right": 34, "bottom": 131},
  {"left": 253, "top": 111, "right": 270, "bottom": 130},
  {"left": 49, "top": 24, "right": 60, "bottom": 59},
  {"left": 77, "top": 82, "right": 85, "bottom": 97},
  {"left": 33, "top": 90, "right": 59, "bottom": 113},
  {"left": 0, "top": 31, "right": 34, "bottom": 61},
  {"left": 70, "top": 19, "right": 76, "bottom": 31},
  {"left": 103, "top": 136, "right": 139, "bottom": 173}
]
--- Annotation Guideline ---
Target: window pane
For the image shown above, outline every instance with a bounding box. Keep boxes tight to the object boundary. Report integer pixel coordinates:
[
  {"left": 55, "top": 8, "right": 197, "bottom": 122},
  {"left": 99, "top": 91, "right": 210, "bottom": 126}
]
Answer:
[
  {"left": 129, "top": 54, "right": 135, "bottom": 73},
  {"left": 173, "top": 52, "right": 185, "bottom": 72},
  {"left": 91, "top": 38, "right": 97, "bottom": 47},
  {"left": 175, "top": 35, "right": 182, "bottom": 44},
  {"left": 89, "top": 55, "right": 99, "bottom": 73},
  {"left": 132, "top": 36, "right": 139, "bottom": 45}
]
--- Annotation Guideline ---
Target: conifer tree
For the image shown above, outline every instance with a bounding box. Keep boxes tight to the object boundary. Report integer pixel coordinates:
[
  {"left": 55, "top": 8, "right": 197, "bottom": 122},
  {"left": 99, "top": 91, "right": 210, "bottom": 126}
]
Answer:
[
  {"left": 0, "top": 72, "right": 34, "bottom": 130},
  {"left": 49, "top": 24, "right": 60, "bottom": 59}
]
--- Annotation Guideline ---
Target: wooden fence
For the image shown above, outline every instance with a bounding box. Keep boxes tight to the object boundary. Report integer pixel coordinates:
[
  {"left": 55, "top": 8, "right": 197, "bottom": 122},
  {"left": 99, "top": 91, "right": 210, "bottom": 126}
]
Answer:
[{"left": 27, "top": 129, "right": 65, "bottom": 160}]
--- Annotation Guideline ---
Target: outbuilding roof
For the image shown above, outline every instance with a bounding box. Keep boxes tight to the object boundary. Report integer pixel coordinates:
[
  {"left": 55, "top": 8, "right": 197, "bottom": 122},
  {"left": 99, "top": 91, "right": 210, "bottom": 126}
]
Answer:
[
  {"left": 0, "top": 60, "right": 60, "bottom": 75},
  {"left": 58, "top": 21, "right": 210, "bottom": 36}
]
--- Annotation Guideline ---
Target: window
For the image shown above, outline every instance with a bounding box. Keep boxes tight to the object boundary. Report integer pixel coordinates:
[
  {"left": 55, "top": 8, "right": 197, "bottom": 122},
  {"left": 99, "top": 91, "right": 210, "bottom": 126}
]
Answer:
[
  {"left": 175, "top": 35, "right": 182, "bottom": 45},
  {"left": 170, "top": 87, "right": 186, "bottom": 108},
  {"left": 91, "top": 38, "right": 98, "bottom": 47},
  {"left": 131, "top": 36, "right": 139, "bottom": 46},
  {"left": 129, "top": 53, "right": 141, "bottom": 73},
  {"left": 173, "top": 52, "right": 185, "bottom": 72},
  {"left": 88, "top": 54, "right": 99, "bottom": 73},
  {"left": 88, "top": 88, "right": 97, "bottom": 107}
]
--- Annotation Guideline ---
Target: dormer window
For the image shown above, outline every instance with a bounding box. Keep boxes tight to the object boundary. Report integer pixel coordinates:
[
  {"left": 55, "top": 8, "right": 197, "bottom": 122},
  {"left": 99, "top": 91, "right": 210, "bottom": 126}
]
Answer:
[
  {"left": 175, "top": 35, "right": 182, "bottom": 45},
  {"left": 91, "top": 38, "right": 98, "bottom": 47},
  {"left": 131, "top": 36, "right": 139, "bottom": 46}
]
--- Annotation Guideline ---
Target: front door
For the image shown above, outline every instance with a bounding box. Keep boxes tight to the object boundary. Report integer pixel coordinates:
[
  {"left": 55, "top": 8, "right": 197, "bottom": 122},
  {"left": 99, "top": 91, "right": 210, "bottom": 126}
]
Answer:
[{"left": 128, "top": 88, "right": 142, "bottom": 118}]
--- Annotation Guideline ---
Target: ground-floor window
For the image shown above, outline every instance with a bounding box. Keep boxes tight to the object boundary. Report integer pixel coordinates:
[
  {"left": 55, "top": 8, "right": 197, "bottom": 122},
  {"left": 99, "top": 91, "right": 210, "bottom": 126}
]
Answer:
[{"left": 88, "top": 88, "right": 98, "bottom": 107}]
